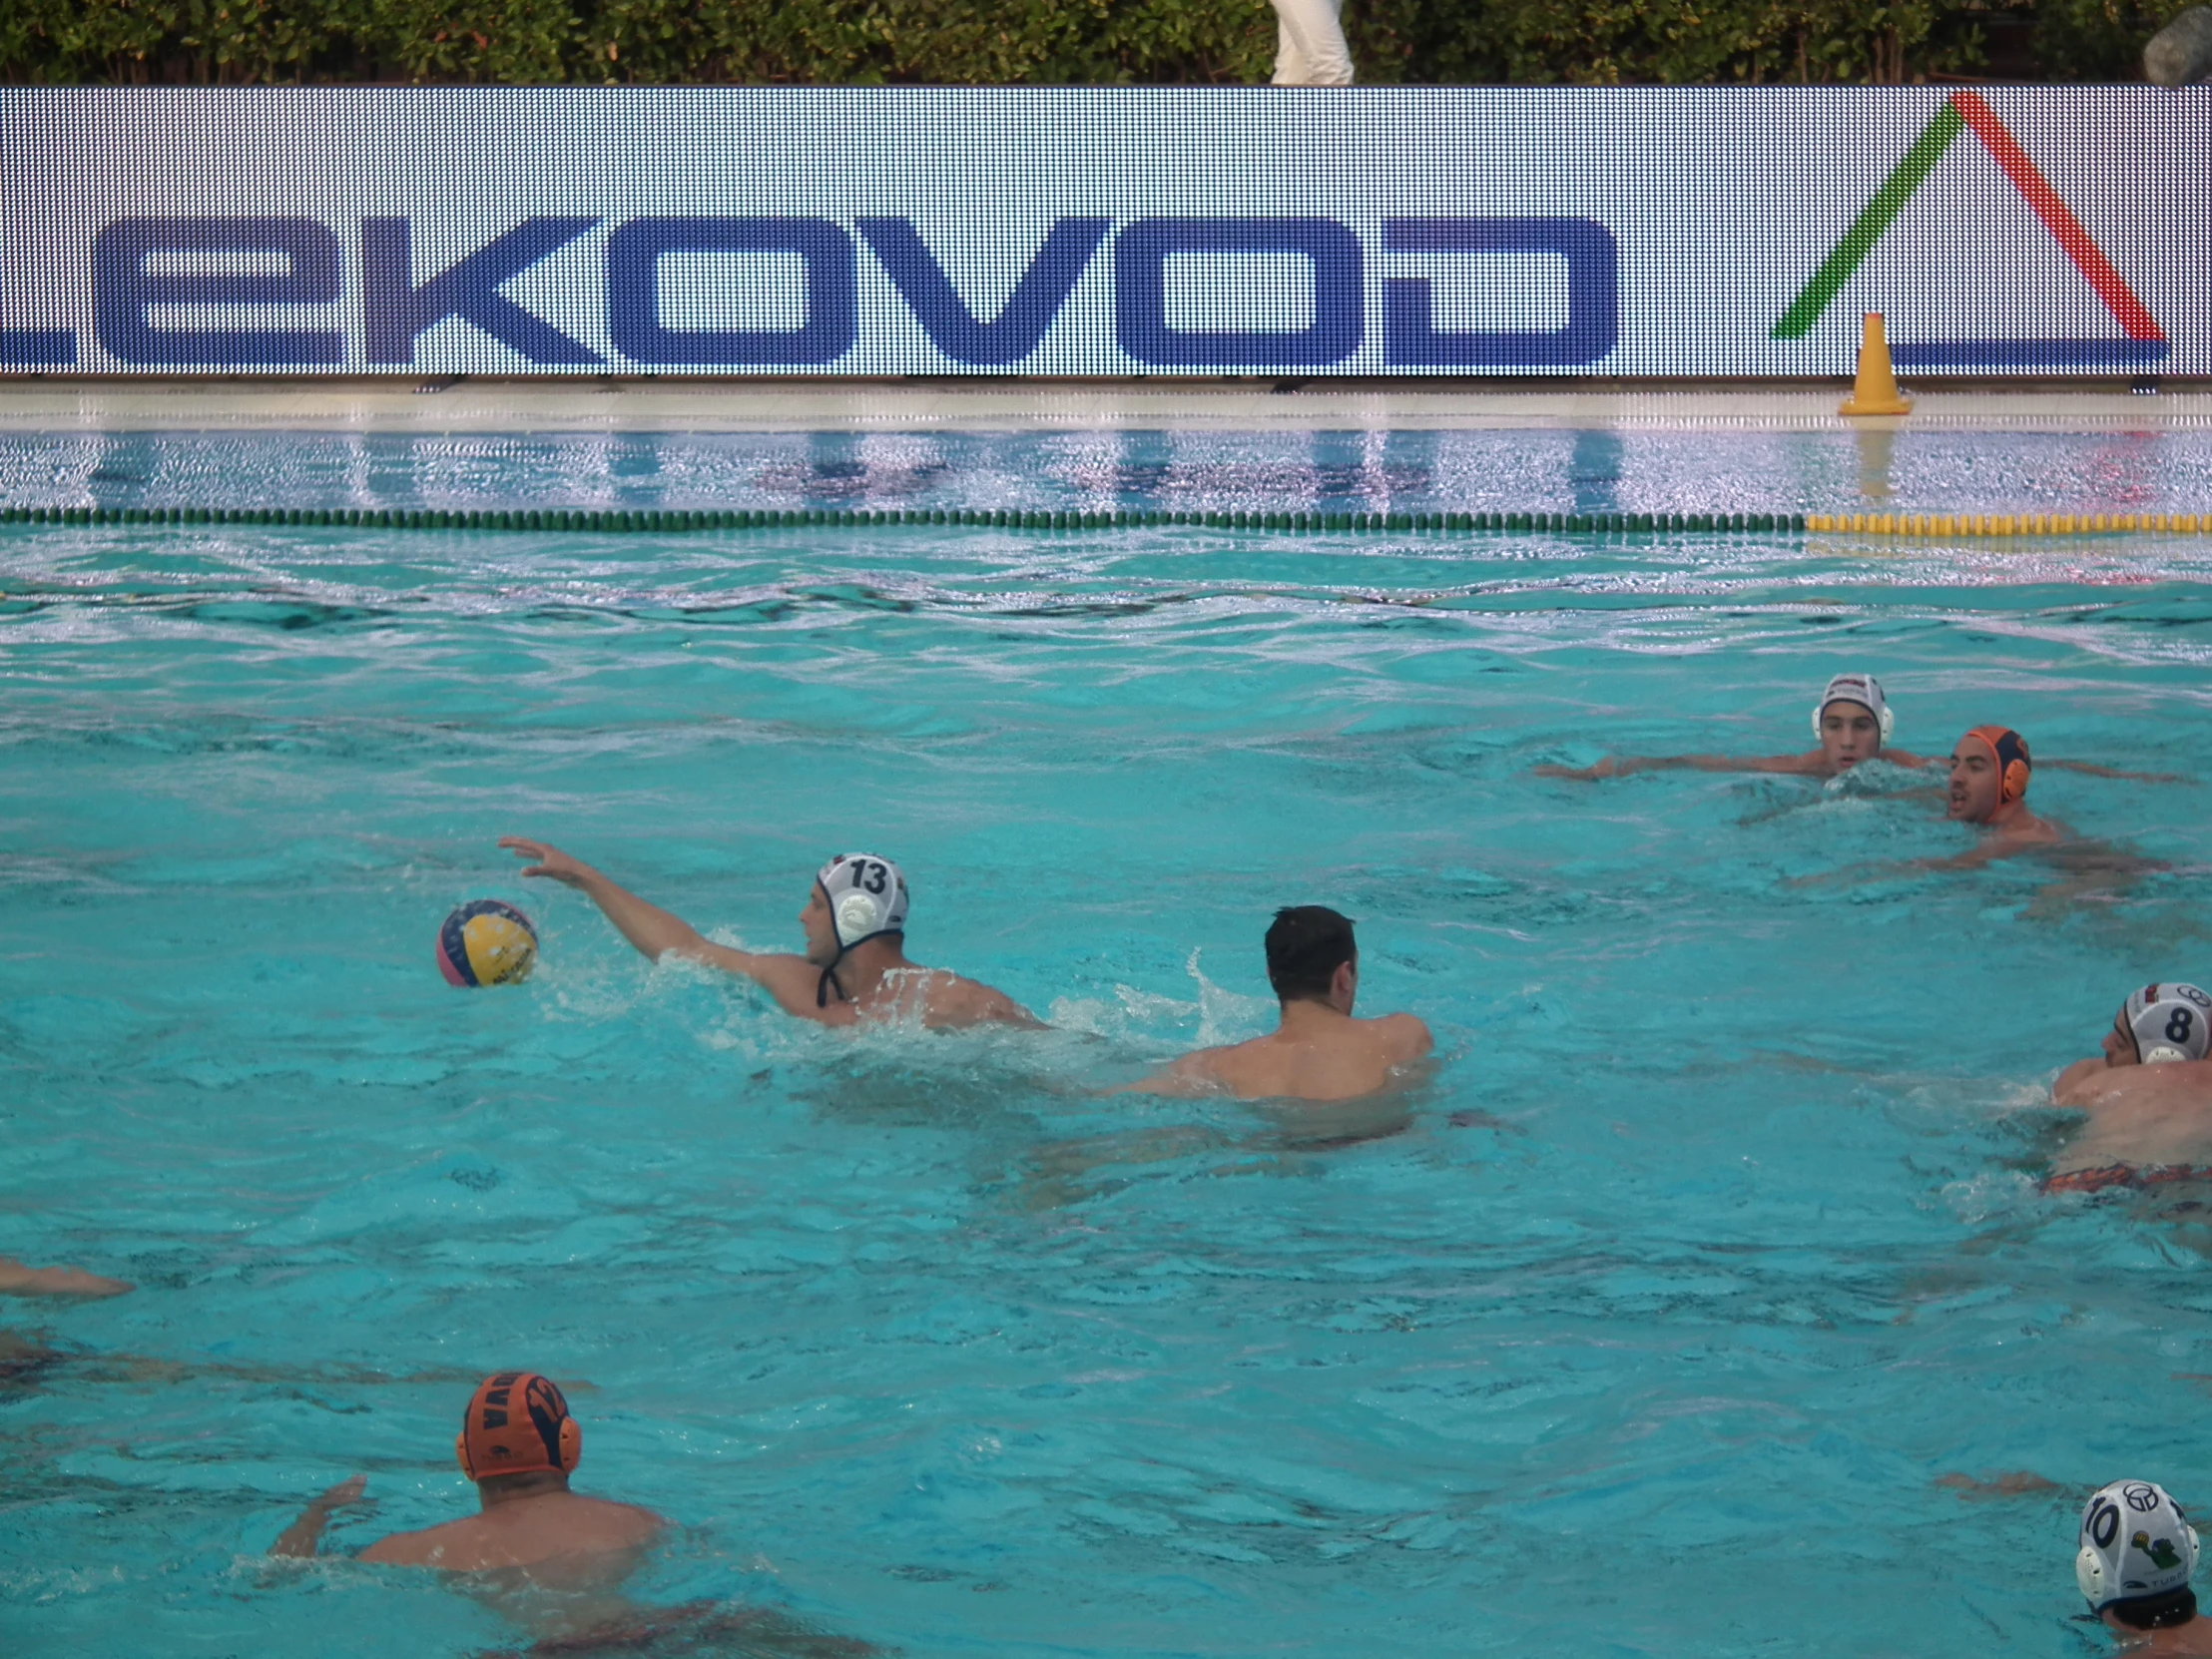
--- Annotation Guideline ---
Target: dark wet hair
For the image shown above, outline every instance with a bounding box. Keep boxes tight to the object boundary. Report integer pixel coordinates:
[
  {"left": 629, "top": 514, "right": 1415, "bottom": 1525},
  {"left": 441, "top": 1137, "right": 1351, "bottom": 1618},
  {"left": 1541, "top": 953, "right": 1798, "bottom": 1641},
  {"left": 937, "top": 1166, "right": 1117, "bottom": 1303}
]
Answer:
[
  {"left": 1265, "top": 906, "right": 1357, "bottom": 1003},
  {"left": 2111, "top": 1588, "right": 2197, "bottom": 1631}
]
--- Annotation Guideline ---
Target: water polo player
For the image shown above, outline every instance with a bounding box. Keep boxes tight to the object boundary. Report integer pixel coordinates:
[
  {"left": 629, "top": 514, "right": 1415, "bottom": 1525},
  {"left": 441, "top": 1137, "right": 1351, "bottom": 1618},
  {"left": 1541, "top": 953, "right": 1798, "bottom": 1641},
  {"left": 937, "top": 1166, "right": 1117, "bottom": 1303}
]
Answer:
[
  {"left": 2072, "top": 1479, "right": 2209, "bottom": 1647},
  {"left": 1919, "top": 725, "right": 2068, "bottom": 867},
  {"left": 1122, "top": 906, "right": 1431, "bottom": 1101},
  {"left": 1538, "top": 671, "right": 1933, "bottom": 781},
  {"left": 498, "top": 837, "right": 1039, "bottom": 1029},
  {"left": 271, "top": 1371, "right": 663, "bottom": 1576},
  {"left": 2046, "top": 983, "right": 2212, "bottom": 1192}
]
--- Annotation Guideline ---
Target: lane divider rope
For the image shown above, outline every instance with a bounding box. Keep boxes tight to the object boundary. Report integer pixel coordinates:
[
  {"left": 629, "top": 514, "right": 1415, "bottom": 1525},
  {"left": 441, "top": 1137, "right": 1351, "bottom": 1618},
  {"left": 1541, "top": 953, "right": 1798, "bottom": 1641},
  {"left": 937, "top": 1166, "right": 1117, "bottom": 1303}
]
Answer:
[
  {"left": 0, "top": 503, "right": 1797, "bottom": 535},
  {"left": 1802, "top": 511, "right": 2209, "bottom": 536},
  {"left": 2, "top": 505, "right": 2203, "bottom": 537}
]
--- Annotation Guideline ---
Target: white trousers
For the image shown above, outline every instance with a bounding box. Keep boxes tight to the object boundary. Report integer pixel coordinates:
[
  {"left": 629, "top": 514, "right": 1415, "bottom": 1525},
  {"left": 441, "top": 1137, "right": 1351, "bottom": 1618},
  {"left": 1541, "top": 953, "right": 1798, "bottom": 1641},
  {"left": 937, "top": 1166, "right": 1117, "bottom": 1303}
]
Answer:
[{"left": 1270, "top": 0, "right": 1356, "bottom": 85}]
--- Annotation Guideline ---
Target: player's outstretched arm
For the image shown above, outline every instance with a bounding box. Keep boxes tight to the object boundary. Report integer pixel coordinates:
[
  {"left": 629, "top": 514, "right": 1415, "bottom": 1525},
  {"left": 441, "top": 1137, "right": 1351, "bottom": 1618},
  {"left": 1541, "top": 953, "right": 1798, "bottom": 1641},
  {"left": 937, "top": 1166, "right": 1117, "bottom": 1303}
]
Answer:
[
  {"left": 500, "top": 837, "right": 714, "bottom": 960},
  {"left": 500, "top": 837, "right": 827, "bottom": 1014},
  {"left": 2038, "top": 759, "right": 2187, "bottom": 784},
  {"left": 1536, "top": 756, "right": 1673, "bottom": 780},
  {"left": 0, "top": 1255, "right": 133, "bottom": 1298},
  {"left": 1536, "top": 754, "right": 1813, "bottom": 780},
  {"left": 270, "top": 1475, "right": 366, "bottom": 1558}
]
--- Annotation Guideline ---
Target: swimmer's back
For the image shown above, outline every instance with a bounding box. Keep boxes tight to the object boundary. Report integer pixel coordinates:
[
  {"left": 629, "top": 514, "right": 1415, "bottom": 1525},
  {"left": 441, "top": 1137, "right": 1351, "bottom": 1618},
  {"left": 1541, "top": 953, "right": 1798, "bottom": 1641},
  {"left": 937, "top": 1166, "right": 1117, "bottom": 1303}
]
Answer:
[
  {"left": 2050, "top": 1060, "right": 2212, "bottom": 1176},
  {"left": 359, "top": 1492, "right": 662, "bottom": 1574},
  {"left": 889, "top": 968, "right": 1043, "bottom": 1030},
  {"left": 1164, "top": 1012, "right": 1431, "bottom": 1102}
]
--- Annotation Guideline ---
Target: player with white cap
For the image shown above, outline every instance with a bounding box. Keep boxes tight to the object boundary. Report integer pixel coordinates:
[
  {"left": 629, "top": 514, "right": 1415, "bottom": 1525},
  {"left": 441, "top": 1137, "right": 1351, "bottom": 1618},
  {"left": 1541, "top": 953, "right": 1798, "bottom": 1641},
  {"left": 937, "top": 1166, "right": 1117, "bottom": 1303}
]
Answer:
[
  {"left": 2073, "top": 1479, "right": 2208, "bottom": 1644},
  {"left": 2048, "top": 983, "right": 2212, "bottom": 1193},
  {"left": 1538, "top": 671, "right": 1933, "bottom": 781},
  {"left": 496, "top": 837, "right": 1038, "bottom": 1029}
]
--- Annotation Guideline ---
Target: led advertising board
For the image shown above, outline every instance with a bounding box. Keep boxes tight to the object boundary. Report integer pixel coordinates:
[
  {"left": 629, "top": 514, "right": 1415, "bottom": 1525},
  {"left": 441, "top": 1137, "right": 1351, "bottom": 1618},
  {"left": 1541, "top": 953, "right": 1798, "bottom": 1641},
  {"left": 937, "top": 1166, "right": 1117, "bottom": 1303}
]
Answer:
[{"left": 0, "top": 87, "right": 2199, "bottom": 377}]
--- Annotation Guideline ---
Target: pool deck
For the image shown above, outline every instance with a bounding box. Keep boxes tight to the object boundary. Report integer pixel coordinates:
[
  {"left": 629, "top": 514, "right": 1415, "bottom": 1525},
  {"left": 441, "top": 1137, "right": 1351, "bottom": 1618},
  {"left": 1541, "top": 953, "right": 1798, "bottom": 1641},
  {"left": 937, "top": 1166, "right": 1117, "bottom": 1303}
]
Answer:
[{"left": 2, "top": 378, "right": 2210, "bottom": 433}]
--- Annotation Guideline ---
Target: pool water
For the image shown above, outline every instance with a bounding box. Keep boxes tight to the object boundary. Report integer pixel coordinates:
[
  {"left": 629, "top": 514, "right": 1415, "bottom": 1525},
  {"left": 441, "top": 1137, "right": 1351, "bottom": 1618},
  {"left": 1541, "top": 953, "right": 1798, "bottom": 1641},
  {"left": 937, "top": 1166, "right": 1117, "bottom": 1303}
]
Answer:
[{"left": 6, "top": 426, "right": 2212, "bottom": 1658}]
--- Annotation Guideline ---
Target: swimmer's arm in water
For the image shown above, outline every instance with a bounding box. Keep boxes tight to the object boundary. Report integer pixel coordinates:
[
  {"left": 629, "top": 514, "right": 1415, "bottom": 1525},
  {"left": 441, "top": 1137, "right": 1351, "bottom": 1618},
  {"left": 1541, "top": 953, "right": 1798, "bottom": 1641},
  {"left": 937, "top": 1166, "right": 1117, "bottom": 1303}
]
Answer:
[
  {"left": 1535, "top": 753, "right": 1826, "bottom": 781},
  {"left": 2037, "top": 759, "right": 2187, "bottom": 784},
  {"left": 0, "top": 1255, "right": 132, "bottom": 1298},
  {"left": 2051, "top": 1058, "right": 2106, "bottom": 1108},
  {"left": 500, "top": 837, "right": 825, "bottom": 1015},
  {"left": 1932, "top": 814, "right": 2073, "bottom": 869},
  {"left": 1896, "top": 841, "right": 2025, "bottom": 874},
  {"left": 1787, "top": 833, "right": 2036, "bottom": 888},
  {"left": 270, "top": 1474, "right": 366, "bottom": 1558},
  {"left": 1853, "top": 844, "right": 2029, "bottom": 880},
  {"left": 1864, "top": 812, "right": 2072, "bottom": 877}
]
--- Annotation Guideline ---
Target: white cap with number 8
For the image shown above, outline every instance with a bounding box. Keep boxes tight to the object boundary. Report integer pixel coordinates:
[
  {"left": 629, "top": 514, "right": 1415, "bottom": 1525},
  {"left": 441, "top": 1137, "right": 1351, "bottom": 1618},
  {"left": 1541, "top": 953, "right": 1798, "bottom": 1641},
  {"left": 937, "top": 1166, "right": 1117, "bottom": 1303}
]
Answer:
[{"left": 2123, "top": 983, "right": 2212, "bottom": 1064}]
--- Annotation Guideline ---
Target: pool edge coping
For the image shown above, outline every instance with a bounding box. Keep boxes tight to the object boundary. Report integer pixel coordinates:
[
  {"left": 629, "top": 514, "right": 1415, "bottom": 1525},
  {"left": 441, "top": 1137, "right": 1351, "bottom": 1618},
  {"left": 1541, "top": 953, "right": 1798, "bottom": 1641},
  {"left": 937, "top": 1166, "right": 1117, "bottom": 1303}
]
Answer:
[{"left": 6, "top": 378, "right": 2212, "bottom": 434}]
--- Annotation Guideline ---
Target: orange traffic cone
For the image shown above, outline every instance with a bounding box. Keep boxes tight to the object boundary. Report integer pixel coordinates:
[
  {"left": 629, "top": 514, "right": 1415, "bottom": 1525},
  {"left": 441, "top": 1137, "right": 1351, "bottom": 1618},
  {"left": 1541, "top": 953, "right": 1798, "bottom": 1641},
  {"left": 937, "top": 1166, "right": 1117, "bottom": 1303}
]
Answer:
[{"left": 1840, "top": 312, "right": 1913, "bottom": 417}]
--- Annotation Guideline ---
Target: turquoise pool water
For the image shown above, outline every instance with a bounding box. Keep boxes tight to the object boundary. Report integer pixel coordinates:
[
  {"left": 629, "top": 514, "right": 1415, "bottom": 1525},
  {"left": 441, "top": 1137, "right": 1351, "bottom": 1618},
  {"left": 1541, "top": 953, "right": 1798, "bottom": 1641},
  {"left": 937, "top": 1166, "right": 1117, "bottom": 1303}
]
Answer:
[{"left": 7, "top": 427, "right": 2212, "bottom": 1657}]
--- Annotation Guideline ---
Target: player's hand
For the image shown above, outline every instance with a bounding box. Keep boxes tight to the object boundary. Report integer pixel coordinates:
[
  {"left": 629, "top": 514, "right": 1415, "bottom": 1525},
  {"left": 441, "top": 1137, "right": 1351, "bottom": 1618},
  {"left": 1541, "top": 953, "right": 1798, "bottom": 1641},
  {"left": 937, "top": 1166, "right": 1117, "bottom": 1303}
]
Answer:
[
  {"left": 1533, "top": 759, "right": 1616, "bottom": 781},
  {"left": 499, "top": 836, "right": 594, "bottom": 888},
  {"left": 315, "top": 1475, "right": 367, "bottom": 1510}
]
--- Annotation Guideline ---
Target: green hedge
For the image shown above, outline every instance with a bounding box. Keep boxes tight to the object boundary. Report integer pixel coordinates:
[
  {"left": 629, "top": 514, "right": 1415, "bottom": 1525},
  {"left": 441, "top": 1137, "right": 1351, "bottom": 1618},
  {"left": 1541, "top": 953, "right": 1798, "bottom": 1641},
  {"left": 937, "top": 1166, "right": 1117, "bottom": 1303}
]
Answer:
[{"left": 0, "top": 0, "right": 2186, "bottom": 87}]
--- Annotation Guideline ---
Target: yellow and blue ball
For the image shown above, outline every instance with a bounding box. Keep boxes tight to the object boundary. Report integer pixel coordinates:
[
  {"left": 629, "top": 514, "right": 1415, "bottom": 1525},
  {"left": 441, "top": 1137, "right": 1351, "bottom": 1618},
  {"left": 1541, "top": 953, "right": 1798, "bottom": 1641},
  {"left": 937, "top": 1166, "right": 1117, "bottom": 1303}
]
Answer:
[{"left": 437, "top": 899, "right": 538, "bottom": 988}]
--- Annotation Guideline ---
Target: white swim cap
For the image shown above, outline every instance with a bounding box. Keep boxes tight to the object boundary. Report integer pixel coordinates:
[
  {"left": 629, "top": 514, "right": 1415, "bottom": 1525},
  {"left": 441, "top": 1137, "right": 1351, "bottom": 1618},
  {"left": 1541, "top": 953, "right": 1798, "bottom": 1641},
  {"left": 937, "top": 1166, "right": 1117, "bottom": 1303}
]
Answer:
[
  {"left": 816, "top": 852, "right": 909, "bottom": 950},
  {"left": 2122, "top": 983, "right": 2212, "bottom": 1064},
  {"left": 1812, "top": 672, "right": 1896, "bottom": 741},
  {"left": 2077, "top": 1479, "right": 2199, "bottom": 1612}
]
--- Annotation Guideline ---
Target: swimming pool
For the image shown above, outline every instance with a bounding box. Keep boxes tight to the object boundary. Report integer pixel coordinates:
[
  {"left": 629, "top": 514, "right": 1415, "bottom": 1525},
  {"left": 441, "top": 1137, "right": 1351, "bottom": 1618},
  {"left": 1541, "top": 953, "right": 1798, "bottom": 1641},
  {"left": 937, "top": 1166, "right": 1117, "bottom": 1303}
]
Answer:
[{"left": 6, "top": 424, "right": 2212, "bottom": 1657}]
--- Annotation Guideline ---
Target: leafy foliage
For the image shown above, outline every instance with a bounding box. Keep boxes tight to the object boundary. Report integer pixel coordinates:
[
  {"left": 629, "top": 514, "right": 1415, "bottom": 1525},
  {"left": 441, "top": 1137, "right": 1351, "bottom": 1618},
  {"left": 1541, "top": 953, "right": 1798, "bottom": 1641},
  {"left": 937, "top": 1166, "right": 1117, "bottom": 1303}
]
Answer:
[
  {"left": 0, "top": 0, "right": 2170, "bottom": 86},
  {"left": 2025, "top": 0, "right": 2198, "bottom": 79}
]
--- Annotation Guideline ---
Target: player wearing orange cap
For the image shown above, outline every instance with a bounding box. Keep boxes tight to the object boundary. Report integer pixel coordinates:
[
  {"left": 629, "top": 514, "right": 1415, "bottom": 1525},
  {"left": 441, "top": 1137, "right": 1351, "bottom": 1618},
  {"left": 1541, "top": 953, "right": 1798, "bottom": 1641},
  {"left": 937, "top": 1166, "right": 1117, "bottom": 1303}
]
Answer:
[
  {"left": 270, "top": 1372, "right": 662, "bottom": 1576},
  {"left": 496, "top": 837, "right": 1038, "bottom": 1029},
  {"left": 1926, "top": 725, "right": 2066, "bottom": 866},
  {"left": 1538, "top": 674, "right": 2173, "bottom": 792}
]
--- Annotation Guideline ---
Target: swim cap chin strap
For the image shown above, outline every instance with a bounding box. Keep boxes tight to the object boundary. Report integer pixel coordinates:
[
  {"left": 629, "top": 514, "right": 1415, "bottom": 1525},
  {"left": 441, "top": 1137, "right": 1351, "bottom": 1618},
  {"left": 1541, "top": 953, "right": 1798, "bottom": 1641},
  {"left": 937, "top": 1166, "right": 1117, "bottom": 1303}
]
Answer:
[
  {"left": 814, "top": 853, "right": 910, "bottom": 1007},
  {"left": 1964, "top": 725, "right": 2031, "bottom": 803}
]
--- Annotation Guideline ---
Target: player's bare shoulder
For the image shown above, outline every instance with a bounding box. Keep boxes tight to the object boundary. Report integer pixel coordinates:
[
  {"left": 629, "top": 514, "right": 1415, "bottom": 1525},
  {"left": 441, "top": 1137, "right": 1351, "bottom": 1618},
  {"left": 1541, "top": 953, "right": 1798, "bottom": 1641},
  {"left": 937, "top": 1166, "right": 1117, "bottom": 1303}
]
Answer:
[
  {"left": 572, "top": 1494, "right": 667, "bottom": 1545},
  {"left": 1374, "top": 1011, "right": 1433, "bottom": 1064},
  {"left": 918, "top": 970, "right": 1044, "bottom": 1029},
  {"left": 357, "top": 1515, "right": 473, "bottom": 1567}
]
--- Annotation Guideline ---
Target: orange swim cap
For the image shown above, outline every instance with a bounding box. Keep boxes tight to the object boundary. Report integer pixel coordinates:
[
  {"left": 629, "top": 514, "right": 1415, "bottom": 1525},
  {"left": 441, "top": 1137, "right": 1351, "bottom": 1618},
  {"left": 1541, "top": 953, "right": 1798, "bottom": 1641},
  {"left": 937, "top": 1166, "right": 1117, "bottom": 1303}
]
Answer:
[
  {"left": 455, "top": 1372, "right": 580, "bottom": 1480},
  {"left": 1963, "top": 725, "right": 2032, "bottom": 803}
]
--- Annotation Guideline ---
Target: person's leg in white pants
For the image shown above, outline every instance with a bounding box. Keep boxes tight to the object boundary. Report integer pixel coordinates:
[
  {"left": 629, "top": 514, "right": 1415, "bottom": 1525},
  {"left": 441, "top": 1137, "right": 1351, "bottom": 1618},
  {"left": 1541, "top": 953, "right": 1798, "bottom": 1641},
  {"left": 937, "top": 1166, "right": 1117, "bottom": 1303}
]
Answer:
[{"left": 1270, "top": 0, "right": 1356, "bottom": 84}]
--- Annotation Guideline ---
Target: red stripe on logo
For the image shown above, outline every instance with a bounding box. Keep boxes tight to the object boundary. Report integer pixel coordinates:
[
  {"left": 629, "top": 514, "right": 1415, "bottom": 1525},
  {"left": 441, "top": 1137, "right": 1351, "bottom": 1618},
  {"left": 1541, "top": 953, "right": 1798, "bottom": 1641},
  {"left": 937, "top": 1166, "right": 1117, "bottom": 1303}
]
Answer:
[{"left": 1948, "top": 89, "right": 2164, "bottom": 342}]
